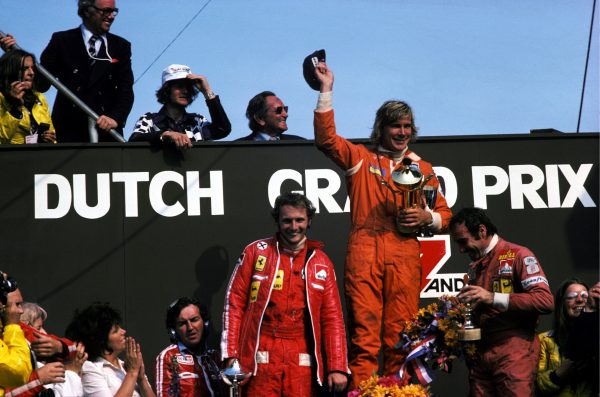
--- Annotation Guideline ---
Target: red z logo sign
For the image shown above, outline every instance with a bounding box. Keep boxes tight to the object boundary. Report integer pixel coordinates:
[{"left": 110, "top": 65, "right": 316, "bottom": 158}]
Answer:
[{"left": 418, "top": 235, "right": 467, "bottom": 298}]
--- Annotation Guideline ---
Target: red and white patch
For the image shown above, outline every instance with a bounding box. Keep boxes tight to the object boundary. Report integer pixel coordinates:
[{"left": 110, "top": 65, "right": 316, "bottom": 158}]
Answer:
[
  {"left": 524, "top": 256, "right": 540, "bottom": 274},
  {"left": 315, "top": 264, "right": 328, "bottom": 281},
  {"left": 176, "top": 354, "right": 194, "bottom": 365},
  {"left": 499, "top": 260, "right": 513, "bottom": 275}
]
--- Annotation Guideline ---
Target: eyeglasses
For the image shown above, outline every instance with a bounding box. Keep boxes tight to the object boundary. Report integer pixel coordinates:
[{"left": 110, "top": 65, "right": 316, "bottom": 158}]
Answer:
[
  {"left": 565, "top": 291, "right": 589, "bottom": 300},
  {"left": 92, "top": 5, "right": 119, "bottom": 17},
  {"left": 271, "top": 106, "right": 288, "bottom": 115}
]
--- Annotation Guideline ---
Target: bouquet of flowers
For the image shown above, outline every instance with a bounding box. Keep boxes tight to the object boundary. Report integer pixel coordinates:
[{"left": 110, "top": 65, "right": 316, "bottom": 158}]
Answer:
[
  {"left": 348, "top": 375, "right": 430, "bottom": 397},
  {"left": 396, "top": 295, "right": 476, "bottom": 384}
]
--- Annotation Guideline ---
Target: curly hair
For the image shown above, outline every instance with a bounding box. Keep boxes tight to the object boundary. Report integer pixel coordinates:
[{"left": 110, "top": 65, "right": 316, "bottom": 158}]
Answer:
[
  {"left": 271, "top": 192, "right": 316, "bottom": 223},
  {"left": 65, "top": 302, "right": 122, "bottom": 361},
  {"left": 155, "top": 80, "right": 199, "bottom": 105},
  {"left": 370, "top": 100, "right": 418, "bottom": 145}
]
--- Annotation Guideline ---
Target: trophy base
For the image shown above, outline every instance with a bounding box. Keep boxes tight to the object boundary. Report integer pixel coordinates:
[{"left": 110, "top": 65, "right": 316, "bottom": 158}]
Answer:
[{"left": 459, "top": 327, "right": 481, "bottom": 341}]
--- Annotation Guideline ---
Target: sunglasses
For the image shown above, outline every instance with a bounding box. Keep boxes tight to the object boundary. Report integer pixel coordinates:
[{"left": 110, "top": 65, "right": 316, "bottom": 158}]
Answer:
[
  {"left": 565, "top": 291, "right": 589, "bottom": 300},
  {"left": 271, "top": 106, "right": 288, "bottom": 115},
  {"left": 92, "top": 5, "right": 119, "bottom": 17}
]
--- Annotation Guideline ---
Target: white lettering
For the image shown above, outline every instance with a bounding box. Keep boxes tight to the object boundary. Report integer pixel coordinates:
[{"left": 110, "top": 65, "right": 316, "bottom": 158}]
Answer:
[
  {"left": 34, "top": 174, "right": 72, "bottom": 219},
  {"left": 509, "top": 165, "right": 547, "bottom": 209},
  {"left": 559, "top": 164, "right": 595, "bottom": 207},
  {"left": 432, "top": 166, "right": 457, "bottom": 208},
  {"left": 545, "top": 165, "right": 561, "bottom": 208},
  {"left": 186, "top": 171, "right": 225, "bottom": 215},
  {"left": 472, "top": 166, "right": 510, "bottom": 209},
  {"left": 149, "top": 171, "right": 185, "bottom": 217},
  {"left": 305, "top": 169, "right": 344, "bottom": 213},
  {"left": 268, "top": 169, "right": 304, "bottom": 206},
  {"left": 72, "top": 173, "right": 111, "bottom": 219},
  {"left": 112, "top": 172, "right": 149, "bottom": 217}
]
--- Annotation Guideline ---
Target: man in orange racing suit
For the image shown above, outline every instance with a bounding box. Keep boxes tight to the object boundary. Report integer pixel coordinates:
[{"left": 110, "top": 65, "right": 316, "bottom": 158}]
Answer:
[
  {"left": 312, "top": 62, "right": 452, "bottom": 388},
  {"left": 221, "top": 193, "right": 349, "bottom": 396}
]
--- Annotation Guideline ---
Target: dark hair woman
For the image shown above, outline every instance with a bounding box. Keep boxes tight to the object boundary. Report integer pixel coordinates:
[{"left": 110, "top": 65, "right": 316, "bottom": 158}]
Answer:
[
  {"left": 0, "top": 49, "right": 56, "bottom": 144},
  {"left": 65, "top": 303, "right": 156, "bottom": 397}
]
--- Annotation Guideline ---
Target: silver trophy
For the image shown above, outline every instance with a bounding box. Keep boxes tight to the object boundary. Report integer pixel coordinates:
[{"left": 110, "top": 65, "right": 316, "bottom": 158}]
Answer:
[
  {"left": 459, "top": 274, "right": 481, "bottom": 341},
  {"left": 220, "top": 359, "right": 248, "bottom": 397}
]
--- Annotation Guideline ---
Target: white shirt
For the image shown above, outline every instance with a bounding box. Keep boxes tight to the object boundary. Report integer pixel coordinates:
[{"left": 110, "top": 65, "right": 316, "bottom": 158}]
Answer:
[{"left": 82, "top": 358, "right": 141, "bottom": 397}]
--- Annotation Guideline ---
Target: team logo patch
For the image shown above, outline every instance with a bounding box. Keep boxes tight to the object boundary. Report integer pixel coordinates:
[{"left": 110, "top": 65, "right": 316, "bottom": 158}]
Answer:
[
  {"left": 250, "top": 281, "right": 260, "bottom": 302},
  {"left": 176, "top": 354, "right": 194, "bottom": 365},
  {"left": 498, "top": 250, "right": 516, "bottom": 260},
  {"left": 524, "top": 256, "right": 540, "bottom": 274},
  {"left": 273, "top": 270, "right": 284, "bottom": 290},
  {"left": 499, "top": 260, "right": 513, "bottom": 275},
  {"left": 256, "top": 241, "right": 268, "bottom": 250},
  {"left": 255, "top": 255, "right": 267, "bottom": 271},
  {"left": 493, "top": 279, "right": 513, "bottom": 293},
  {"left": 315, "top": 264, "right": 328, "bottom": 281},
  {"left": 521, "top": 276, "right": 548, "bottom": 289},
  {"left": 368, "top": 164, "right": 386, "bottom": 177}
]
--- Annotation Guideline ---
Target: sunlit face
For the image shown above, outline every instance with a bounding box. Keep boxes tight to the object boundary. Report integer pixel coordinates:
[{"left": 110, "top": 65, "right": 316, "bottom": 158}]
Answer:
[
  {"left": 277, "top": 205, "right": 309, "bottom": 247},
  {"left": 85, "top": 0, "right": 117, "bottom": 35},
  {"left": 175, "top": 304, "right": 204, "bottom": 349},
  {"left": 20, "top": 56, "right": 35, "bottom": 90},
  {"left": 450, "top": 222, "right": 488, "bottom": 261},
  {"left": 258, "top": 96, "right": 288, "bottom": 136},
  {"left": 381, "top": 116, "right": 413, "bottom": 152},
  {"left": 106, "top": 324, "right": 127, "bottom": 354},
  {"left": 168, "top": 80, "right": 194, "bottom": 107},
  {"left": 563, "top": 283, "right": 588, "bottom": 318}
]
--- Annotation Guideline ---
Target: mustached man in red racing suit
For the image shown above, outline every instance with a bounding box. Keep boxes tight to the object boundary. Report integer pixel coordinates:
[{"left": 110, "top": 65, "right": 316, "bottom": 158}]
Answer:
[
  {"left": 452, "top": 208, "right": 553, "bottom": 397},
  {"left": 221, "top": 193, "right": 349, "bottom": 396},
  {"left": 312, "top": 62, "right": 452, "bottom": 388}
]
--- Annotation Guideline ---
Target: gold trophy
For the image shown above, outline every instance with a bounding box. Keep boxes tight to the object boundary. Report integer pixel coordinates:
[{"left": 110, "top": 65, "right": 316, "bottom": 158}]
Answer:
[
  {"left": 459, "top": 274, "right": 481, "bottom": 341},
  {"left": 381, "top": 158, "right": 434, "bottom": 234}
]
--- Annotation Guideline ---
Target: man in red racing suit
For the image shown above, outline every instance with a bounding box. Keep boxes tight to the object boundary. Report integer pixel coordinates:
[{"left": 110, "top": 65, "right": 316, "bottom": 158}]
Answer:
[
  {"left": 452, "top": 208, "right": 553, "bottom": 397},
  {"left": 312, "top": 63, "right": 452, "bottom": 388},
  {"left": 221, "top": 193, "right": 349, "bottom": 396}
]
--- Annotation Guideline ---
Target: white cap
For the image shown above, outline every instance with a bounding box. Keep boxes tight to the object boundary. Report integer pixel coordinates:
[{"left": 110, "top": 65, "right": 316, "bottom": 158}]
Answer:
[{"left": 162, "top": 64, "right": 191, "bottom": 85}]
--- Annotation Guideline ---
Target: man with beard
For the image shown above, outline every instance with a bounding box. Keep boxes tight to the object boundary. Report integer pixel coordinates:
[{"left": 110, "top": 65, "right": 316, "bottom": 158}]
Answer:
[{"left": 451, "top": 207, "right": 553, "bottom": 397}]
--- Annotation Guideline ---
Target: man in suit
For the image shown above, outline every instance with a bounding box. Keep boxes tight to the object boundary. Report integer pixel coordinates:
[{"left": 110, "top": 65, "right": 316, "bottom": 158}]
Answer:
[
  {"left": 236, "top": 91, "right": 305, "bottom": 141},
  {"left": 38, "top": 0, "right": 134, "bottom": 142}
]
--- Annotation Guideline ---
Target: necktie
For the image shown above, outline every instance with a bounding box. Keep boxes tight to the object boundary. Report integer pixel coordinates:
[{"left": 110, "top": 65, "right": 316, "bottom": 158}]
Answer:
[{"left": 88, "top": 35, "right": 99, "bottom": 63}]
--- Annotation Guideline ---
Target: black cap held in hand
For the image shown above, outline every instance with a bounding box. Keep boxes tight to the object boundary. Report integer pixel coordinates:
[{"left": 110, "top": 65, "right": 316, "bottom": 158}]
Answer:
[{"left": 303, "top": 49, "right": 326, "bottom": 91}]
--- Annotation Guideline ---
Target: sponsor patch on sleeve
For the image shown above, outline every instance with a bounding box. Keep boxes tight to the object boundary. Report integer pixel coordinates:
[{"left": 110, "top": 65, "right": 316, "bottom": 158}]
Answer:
[
  {"left": 521, "top": 276, "right": 548, "bottom": 290},
  {"left": 250, "top": 281, "right": 260, "bottom": 302},
  {"left": 273, "top": 270, "right": 284, "bottom": 290},
  {"left": 315, "top": 264, "right": 328, "bottom": 281},
  {"left": 255, "top": 255, "right": 267, "bottom": 272},
  {"left": 524, "top": 256, "right": 540, "bottom": 274}
]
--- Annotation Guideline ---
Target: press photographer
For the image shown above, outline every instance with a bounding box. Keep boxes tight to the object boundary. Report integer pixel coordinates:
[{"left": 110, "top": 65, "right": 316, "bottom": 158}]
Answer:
[{"left": 0, "top": 272, "right": 32, "bottom": 396}]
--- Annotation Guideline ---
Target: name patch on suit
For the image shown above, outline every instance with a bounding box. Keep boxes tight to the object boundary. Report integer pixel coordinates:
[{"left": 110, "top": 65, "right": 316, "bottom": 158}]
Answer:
[{"left": 176, "top": 354, "right": 194, "bottom": 365}]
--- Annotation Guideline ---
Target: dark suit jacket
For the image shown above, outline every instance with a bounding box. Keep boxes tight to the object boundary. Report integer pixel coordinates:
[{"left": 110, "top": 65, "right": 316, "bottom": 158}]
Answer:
[
  {"left": 235, "top": 132, "right": 306, "bottom": 141},
  {"left": 39, "top": 27, "right": 134, "bottom": 142}
]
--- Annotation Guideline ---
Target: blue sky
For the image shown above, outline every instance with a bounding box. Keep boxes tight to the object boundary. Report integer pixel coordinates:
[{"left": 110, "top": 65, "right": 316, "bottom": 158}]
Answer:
[{"left": 1, "top": 0, "right": 598, "bottom": 140}]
